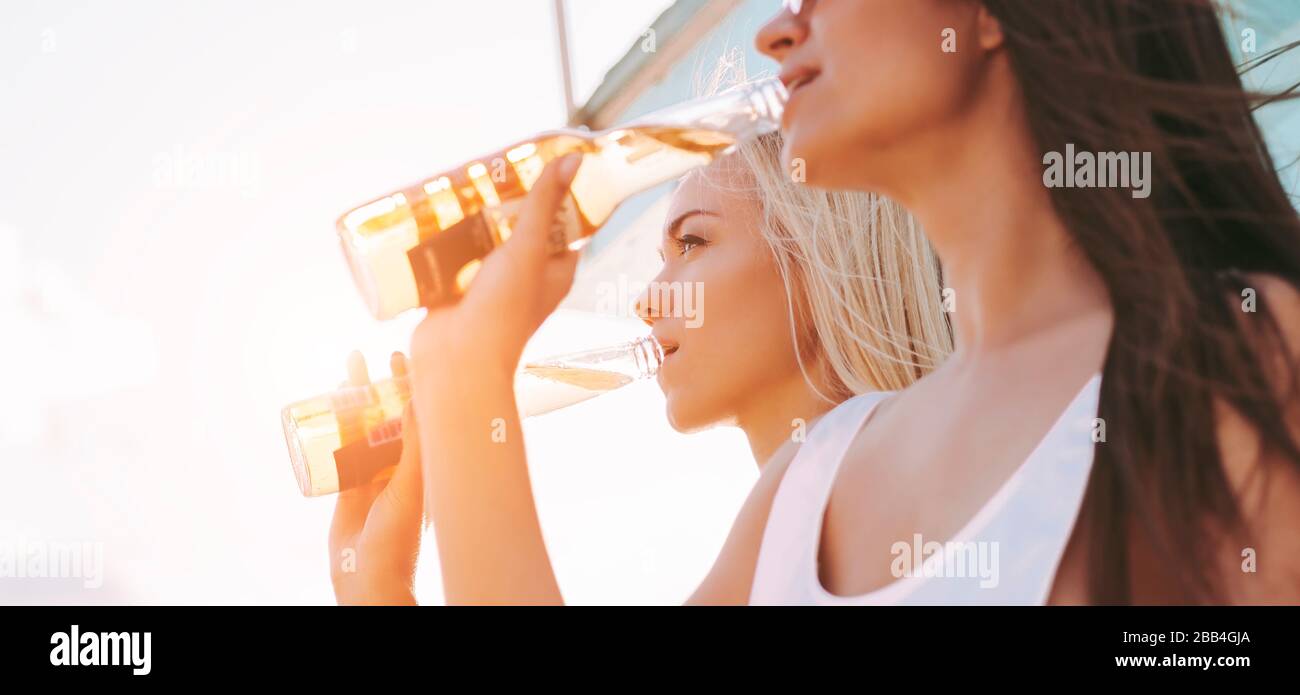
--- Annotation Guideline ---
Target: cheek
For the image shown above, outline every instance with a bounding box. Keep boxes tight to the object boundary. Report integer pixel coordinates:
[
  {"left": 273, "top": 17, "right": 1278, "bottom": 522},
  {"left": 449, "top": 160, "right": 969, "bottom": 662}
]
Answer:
[
  {"left": 695, "top": 255, "right": 800, "bottom": 387},
  {"left": 790, "top": 4, "right": 979, "bottom": 187},
  {"left": 662, "top": 250, "right": 799, "bottom": 427},
  {"left": 735, "top": 270, "right": 804, "bottom": 374}
]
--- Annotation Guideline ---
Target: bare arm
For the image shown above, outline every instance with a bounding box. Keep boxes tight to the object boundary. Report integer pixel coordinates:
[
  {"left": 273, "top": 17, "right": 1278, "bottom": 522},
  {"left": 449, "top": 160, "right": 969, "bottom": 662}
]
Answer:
[
  {"left": 413, "top": 357, "right": 800, "bottom": 605},
  {"left": 407, "top": 156, "right": 583, "bottom": 605},
  {"left": 411, "top": 366, "right": 563, "bottom": 604},
  {"left": 686, "top": 439, "right": 799, "bottom": 605},
  {"left": 1211, "top": 274, "right": 1300, "bottom": 602}
]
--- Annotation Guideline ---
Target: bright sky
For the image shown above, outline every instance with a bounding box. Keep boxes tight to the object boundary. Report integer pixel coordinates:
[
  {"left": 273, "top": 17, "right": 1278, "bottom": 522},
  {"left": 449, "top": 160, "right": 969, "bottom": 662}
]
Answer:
[{"left": 0, "top": 0, "right": 760, "bottom": 604}]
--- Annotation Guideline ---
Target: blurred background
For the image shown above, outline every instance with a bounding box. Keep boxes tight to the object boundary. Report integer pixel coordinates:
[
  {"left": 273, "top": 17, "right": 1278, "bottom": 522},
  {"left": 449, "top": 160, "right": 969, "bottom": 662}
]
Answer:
[{"left": 1, "top": 0, "right": 1297, "bottom": 604}]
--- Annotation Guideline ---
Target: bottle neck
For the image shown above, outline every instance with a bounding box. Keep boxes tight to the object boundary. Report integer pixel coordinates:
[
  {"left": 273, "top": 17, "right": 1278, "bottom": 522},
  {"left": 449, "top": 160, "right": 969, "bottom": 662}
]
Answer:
[
  {"left": 631, "top": 335, "right": 665, "bottom": 379},
  {"left": 619, "top": 77, "right": 788, "bottom": 144},
  {"left": 738, "top": 78, "right": 788, "bottom": 140}
]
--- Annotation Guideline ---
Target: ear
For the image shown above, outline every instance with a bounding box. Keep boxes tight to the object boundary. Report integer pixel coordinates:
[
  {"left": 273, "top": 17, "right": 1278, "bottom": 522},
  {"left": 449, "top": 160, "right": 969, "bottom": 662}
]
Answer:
[{"left": 975, "top": 4, "right": 1005, "bottom": 51}]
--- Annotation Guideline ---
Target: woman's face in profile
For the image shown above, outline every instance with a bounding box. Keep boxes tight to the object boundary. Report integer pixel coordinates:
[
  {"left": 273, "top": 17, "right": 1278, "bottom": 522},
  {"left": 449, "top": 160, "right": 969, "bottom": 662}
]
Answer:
[
  {"left": 756, "top": 0, "right": 992, "bottom": 194},
  {"left": 638, "top": 157, "right": 806, "bottom": 432}
]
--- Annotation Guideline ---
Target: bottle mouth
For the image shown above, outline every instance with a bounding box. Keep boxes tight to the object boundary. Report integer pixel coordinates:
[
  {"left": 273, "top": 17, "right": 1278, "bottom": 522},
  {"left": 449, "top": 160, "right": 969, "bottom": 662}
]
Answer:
[
  {"left": 631, "top": 334, "right": 666, "bottom": 378},
  {"left": 748, "top": 77, "right": 789, "bottom": 130}
]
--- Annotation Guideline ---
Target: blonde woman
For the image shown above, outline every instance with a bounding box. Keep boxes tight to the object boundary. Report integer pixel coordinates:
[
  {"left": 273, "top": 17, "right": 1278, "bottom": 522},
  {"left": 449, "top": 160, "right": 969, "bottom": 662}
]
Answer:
[
  {"left": 327, "top": 125, "right": 952, "bottom": 605},
  {"left": 644, "top": 131, "right": 949, "bottom": 464}
]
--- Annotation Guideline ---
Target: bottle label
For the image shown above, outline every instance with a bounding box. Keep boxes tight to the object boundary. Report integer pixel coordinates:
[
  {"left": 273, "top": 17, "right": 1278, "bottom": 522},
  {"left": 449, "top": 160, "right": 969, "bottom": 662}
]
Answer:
[
  {"left": 366, "top": 417, "right": 403, "bottom": 447},
  {"left": 407, "top": 192, "right": 585, "bottom": 307},
  {"left": 406, "top": 211, "right": 497, "bottom": 308},
  {"left": 332, "top": 438, "right": 403, "bottom": 492}
]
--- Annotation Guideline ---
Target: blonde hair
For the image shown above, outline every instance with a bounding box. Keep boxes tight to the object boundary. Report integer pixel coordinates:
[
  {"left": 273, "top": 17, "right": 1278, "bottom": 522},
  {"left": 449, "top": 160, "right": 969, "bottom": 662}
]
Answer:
[
  {"left": 698, "top": 59, "right": 953, "bottom": 400},
  {"left": 734, "top": 133, "right": 952, "bottom": 400}
]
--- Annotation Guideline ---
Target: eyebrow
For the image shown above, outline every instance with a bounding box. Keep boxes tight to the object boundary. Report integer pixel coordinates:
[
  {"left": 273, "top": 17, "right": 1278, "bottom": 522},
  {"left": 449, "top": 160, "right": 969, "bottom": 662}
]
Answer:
[{"left": 664, "top": 209, "right": 718, "bottom": 238}]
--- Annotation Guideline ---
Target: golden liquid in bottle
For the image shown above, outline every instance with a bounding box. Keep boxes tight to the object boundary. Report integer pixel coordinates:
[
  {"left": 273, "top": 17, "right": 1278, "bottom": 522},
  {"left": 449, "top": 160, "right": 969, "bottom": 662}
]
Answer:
[
  {"left": 282, "top": 378, "right": 409, "bottom": 497},
  {"left": 517, "top": 364, "right": 636, "bottom": 417},
  {"left": 285, "top": 365, "right": 638, "bottom": 496},
  {"left": 338, "top": 125, "right": 738, "bottom": 318}
]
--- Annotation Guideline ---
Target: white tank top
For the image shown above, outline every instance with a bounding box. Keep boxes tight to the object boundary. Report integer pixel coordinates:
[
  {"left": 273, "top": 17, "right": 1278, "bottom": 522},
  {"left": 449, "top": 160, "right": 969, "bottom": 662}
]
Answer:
[{"left": 749, "top": 374, "right": 1102, "bottom": 605}]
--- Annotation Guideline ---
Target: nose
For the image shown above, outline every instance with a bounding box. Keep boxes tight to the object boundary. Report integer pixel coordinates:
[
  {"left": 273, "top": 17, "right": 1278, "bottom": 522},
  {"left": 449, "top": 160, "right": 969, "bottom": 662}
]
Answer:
[
  {"left": 755, "top": 6, "right": 807, "bottom": 63},
  {"left": 633, "top": 286, "right": 655, "bottom": 327},
  {"left": 634, "top": 270, "right": 675, "bottom": 327}
]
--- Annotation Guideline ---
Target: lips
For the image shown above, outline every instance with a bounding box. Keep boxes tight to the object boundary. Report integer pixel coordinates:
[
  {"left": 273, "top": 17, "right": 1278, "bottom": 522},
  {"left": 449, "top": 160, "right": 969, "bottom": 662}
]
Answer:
[
  {"left": 778, "top": 67, "right": 820, "bottom": 132},
  {"left": 779, "top": 67, "right": 820, "bottom": 96},
  {"left": 654, "top": 337, "right": 679, "bottom": 383},
  {"left": 788, "top": 74, "right": 817, "bottom": 93}
]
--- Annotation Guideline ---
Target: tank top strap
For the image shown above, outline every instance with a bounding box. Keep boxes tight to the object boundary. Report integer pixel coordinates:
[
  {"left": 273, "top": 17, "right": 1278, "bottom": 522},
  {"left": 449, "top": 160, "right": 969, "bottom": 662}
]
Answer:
[
  {"left": 748, "top": 390, "right": 891, "bottom": 604},
  {"left": 802, "top": 390, "right": 891, "bottom": 487}
]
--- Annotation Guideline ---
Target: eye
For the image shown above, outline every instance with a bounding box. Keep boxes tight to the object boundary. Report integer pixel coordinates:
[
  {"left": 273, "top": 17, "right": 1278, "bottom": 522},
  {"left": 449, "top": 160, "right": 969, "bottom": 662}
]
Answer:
[{"left": 671, "top": 233, "right": 708, "bottom": 256}]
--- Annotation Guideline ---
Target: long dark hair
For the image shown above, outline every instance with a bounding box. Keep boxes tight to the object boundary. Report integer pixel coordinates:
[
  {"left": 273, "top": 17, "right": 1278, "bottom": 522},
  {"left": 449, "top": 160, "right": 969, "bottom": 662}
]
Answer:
[{"left": 981, "top": 0, "right": 1300, "bottom": 602}]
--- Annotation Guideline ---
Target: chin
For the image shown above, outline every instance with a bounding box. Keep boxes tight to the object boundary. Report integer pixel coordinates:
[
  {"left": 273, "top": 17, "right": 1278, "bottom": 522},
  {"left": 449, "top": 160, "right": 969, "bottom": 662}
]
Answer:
[
  {"left": 783, "top": 130, "right": 844, "bottom": 189},
  {"left": 663, "top": 394, "right": 720, "bottom": 435},
  {"left": 781, "top": 133, "right": 809, "bottom": 174}
]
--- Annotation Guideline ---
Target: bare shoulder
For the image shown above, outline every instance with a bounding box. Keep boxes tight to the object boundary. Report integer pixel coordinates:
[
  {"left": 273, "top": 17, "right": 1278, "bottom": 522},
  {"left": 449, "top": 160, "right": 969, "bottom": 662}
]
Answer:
[
  {"left": 1233, "top": 272, "right": 1300, "bottom": 356},
  {"left": 684, "top": 438, "right": 802, "bottom": 605},
  {"left": 1213, "top": 272, "right": 1300, "bottom": 602}
]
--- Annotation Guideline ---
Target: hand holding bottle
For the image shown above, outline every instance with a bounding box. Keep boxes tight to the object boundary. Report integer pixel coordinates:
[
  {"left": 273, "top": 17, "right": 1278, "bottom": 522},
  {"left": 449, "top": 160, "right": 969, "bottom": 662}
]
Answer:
[
  {"left": 404, "top": 155, "right": 585, "bottom": 603},
  {"left": 328, "top": 351, "right": 424, "bottom": 605},
  {"left": 409, "top": 153, "right": 584, "bottom": 378}
]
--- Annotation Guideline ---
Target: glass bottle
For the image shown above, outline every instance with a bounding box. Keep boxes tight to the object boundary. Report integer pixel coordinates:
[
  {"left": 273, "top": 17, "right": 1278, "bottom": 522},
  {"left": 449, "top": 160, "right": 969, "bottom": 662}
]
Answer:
[
  {"left": 337, "top": 78, "right": 787, "bottom": 319},
  {"left": 281, "top": 335, "right": 665, "bottom": 496}
]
